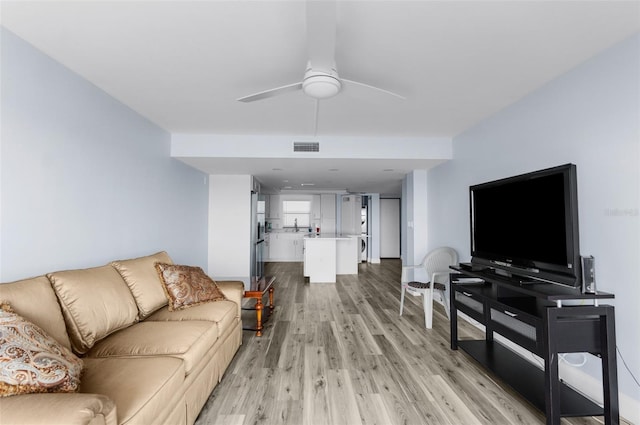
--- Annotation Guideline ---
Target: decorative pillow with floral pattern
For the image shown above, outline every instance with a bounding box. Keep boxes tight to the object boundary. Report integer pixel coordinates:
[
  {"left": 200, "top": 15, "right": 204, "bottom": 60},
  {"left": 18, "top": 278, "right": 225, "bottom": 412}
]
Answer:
[
  {"left": 0, "top": 302, "right": 83, "bottom": 397},
  {"left": 155, "top": 263, "right": 227, "bottom": 311}
]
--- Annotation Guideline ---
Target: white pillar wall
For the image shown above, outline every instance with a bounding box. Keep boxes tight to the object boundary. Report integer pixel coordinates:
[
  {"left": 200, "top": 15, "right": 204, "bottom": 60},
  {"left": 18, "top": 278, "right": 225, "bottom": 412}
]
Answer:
[
  {"left": 402, "top": 170, "right": 429, "bottom": 278},
  {"left": 369, "top": 194, "right": 381, "bottom": 263},
  {"left": 208, "top": 175, "right": 252, "bottom": 290}
]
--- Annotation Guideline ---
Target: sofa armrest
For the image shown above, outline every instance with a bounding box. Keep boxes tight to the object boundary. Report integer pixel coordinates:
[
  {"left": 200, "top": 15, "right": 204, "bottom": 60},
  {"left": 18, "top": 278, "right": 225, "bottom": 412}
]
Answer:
[
  {"left": 0, "top": 393, "right": 117, "bottom": 425},
  {"left": 215, "top": 280, "right": 245, "bottom": 318}
]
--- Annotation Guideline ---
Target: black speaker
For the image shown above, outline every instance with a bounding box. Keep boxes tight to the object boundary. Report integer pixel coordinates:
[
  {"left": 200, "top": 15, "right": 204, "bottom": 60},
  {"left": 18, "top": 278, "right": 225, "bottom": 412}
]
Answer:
[{"left": 581, "top": 255, "right": 596, "bottom": 294}]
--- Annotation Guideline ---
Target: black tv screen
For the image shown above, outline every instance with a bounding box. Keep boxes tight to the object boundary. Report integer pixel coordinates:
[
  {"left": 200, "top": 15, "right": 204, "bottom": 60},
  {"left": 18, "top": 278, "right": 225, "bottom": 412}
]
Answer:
[{"left": 470, "top": 164, "right": 581, "bottom": 287}]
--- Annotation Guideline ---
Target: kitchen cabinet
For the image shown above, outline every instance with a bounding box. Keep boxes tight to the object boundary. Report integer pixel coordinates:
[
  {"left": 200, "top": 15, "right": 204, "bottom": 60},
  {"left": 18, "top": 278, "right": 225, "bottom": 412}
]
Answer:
[
  {"left": 266, "top": 232, "right": 304, "bottom": 262},
  {"left": 267, "top": 195, "right": 281, "bottom": 219},
  {"left": 293, "top": 235, "right": 304, "bottom": 260},
  {"left": 312, "top": 195, "right": 321, "bottom": 223},
  {"left": 341, "top": 195, "right": 361, "bottom": 235},
  {"left": 321, "top": 194, "right": 336, "bottom": 219},
  {"left": 267, "top": 233, "right": 286, "bottom": 260},
  {"left": 304, "top": 235, "right": 359, "bottom": 283},
  {"left": 264, "top": 196, "right": 270, "bottom": 218},
  {"left": 303, "top": 236, "right": 336, "bottom": 282},
  {"left": 320, "top": 194, "right": 336, "bottom": 233}
]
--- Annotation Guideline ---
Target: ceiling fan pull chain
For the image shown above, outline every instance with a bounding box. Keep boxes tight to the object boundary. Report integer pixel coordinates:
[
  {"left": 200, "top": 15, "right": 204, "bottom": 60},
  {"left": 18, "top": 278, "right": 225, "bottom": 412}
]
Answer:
[{"left": 314, "top": 99, "right": 320, "bottom": 137}]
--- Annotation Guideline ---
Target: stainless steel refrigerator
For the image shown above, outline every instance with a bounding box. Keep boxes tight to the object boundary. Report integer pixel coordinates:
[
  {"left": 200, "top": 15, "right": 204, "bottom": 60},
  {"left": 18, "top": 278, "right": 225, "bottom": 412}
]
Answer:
[{"left": 250, "top": 191, "right": 266, "bottom": 283}]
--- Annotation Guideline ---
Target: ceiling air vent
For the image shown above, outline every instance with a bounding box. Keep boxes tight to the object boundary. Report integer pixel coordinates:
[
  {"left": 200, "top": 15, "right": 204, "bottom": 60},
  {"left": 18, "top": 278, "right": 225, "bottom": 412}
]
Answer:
[{"left": 293, "top": 142, "right": 320, "bottom": 152}]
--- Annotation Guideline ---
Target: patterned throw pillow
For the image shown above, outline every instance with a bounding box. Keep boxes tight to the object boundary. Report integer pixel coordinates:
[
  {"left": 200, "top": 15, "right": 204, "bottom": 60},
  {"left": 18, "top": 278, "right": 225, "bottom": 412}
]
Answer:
[
  {"left": 0, "top": 302, "right": 83, "bottom": 397},
  {"left": 155, "top": 264, "right": 227, "bottom": 311}
]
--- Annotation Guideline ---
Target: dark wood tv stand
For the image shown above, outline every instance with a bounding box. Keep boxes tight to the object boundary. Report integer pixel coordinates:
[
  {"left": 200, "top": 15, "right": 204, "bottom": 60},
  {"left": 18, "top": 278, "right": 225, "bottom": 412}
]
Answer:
[{"left": 450, "top": 265, "right": 618, "bottom": 425}]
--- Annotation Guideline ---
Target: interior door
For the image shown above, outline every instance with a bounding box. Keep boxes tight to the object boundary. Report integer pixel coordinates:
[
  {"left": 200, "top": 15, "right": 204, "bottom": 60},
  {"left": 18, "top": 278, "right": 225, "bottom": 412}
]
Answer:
[{"left": 380, "top": 198, "right": 400, "bottom": 258}]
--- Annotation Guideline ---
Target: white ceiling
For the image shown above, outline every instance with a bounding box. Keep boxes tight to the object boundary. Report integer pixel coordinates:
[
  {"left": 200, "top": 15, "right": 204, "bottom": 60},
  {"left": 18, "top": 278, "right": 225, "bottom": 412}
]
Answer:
[{"left": 2, "top": 1, "right": 639, "bottom": 195}]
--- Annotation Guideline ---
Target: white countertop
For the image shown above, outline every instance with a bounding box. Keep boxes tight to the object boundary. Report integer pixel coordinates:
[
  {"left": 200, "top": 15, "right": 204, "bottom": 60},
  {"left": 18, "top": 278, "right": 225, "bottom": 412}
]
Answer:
[{"left": 304, "top": 233, "right": 359, "bottom": 239}]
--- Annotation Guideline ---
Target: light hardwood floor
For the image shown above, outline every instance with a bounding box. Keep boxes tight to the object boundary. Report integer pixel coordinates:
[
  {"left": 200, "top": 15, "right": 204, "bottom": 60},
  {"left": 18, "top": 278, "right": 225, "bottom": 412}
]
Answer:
[{"left": 196, "top": 260, "right": 619, "bottom": 425}]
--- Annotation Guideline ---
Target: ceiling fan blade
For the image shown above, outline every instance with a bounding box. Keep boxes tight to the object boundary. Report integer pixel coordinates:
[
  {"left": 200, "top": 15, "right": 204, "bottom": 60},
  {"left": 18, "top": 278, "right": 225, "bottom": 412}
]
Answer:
[
  {"left": 341, "top": 78, "right": 406, "bottom": 100},
  {"left": 236, "top": 82, "right": 303, "bottom": 102},
  {"left": 306, "top": 0, "right": 337, "bottom": 71}
]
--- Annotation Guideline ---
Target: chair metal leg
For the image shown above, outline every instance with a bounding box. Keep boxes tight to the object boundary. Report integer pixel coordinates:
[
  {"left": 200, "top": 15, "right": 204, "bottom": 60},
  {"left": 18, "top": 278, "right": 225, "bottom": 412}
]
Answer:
[{"left": 399, "top": 286, "right": 406, "bottom": 316}]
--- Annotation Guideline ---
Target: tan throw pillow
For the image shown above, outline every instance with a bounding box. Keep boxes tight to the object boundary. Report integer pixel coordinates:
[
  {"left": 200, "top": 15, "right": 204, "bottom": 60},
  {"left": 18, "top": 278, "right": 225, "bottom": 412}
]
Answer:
[
  {"left": 48, "top": 265, "right": 139, "bottom": 355},
  {"left": 155, "top": 264, "right": 227, "bottom": 311},
  {"left": 0, "top": 303, "right": 83, "bottom": 397},
  {"left": 111, "top": 251, "right": 173, "bottom": 319}
]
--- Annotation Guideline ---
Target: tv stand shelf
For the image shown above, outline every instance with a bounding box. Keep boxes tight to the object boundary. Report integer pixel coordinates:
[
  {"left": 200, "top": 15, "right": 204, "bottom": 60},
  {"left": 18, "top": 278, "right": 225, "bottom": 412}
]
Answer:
[
  {"left": 450, "top": 266, "right": 619, "bottom": 425},
  {"left": 458, "top": 340, "right": 602, "bottom": 417},
  {"left": 454, "top": 264, "right": 615, "bottom": 302}
]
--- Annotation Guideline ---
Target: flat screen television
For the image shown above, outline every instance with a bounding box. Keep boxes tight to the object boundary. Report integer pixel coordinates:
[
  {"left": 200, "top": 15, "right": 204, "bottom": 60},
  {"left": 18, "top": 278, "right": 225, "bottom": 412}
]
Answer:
[{"left": 470, "top": 164, "right": 581, "bottom": 288}]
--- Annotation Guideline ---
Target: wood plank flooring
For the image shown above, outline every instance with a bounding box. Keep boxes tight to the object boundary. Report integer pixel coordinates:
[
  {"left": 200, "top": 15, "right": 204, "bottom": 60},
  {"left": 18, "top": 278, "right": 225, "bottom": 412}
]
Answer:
[{"left": 196, "top": 260, "right": 619, "bottom": 425}]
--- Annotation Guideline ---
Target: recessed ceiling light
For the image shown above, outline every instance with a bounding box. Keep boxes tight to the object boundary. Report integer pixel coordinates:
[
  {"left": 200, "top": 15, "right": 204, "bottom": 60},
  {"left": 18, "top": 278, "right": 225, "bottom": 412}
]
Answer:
[
  {"left": 300, "top": 183, "right": 315, "bottom": 186},
  {"left": 283, "top": 186, "right": 292, "bottom": 189},
  {"left": 383, "top": 169, "right": 395, "bottom": 172}
]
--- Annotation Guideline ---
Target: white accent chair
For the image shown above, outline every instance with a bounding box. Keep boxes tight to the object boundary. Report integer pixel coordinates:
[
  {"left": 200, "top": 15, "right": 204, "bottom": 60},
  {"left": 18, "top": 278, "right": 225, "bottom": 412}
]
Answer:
[{"left": 399, "top": 247, "right": 459, "bottom": 329}]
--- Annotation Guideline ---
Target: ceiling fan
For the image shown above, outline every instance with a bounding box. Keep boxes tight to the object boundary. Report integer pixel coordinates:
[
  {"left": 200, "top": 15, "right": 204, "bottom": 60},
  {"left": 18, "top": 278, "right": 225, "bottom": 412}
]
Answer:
[{"left": 236, "top": 0, "right": 404, "bottom": 132}]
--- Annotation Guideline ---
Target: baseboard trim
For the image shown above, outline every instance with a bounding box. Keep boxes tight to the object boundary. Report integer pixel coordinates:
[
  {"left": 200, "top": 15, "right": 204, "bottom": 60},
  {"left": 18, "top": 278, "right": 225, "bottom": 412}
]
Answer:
[{"left": 558, "top": 361, "right": 639, "bottom": 425}]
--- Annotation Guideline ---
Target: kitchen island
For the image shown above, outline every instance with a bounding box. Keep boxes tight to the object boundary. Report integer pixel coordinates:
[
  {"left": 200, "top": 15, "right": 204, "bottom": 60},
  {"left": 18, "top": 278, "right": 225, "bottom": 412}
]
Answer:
[{"left": 303, "top": 233, "right": 360, "bottom": 283}]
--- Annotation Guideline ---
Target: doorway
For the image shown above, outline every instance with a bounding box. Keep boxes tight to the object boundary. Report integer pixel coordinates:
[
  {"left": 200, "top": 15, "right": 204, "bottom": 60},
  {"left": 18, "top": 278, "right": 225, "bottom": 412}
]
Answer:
[{"left": 380, "top": 198, "right": 400, "bottom": 258}]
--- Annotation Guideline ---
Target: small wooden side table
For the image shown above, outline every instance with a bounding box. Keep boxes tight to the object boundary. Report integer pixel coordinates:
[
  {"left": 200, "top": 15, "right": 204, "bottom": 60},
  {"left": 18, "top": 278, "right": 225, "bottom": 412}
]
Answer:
[{"left": 243, "top": 276, "right": 275, "bottom": 336}]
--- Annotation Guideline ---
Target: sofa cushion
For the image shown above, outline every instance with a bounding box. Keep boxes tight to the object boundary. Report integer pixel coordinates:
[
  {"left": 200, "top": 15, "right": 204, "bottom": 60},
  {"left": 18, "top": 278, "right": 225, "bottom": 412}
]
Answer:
[
  {"left": 48, "top": 265, "right": 139, "bottom": 355},
  {"left": 0, "top": 392, "right": 116, "bottom": 425},
  {"left": 87, "top": 321, "right": 218, "bottom": 375},
  {"left": 147, "top": 300, "right": 238, "bottom": 336},
  {"left": 214, "top": 280, "right": 245, "bottom": 319},
  {"left": 81, "top": 357, "right": 184, "bottom": 425},
  {"left": 111, "top": 251, "right": 173, "bottom": 320},
  {"left": 0, "top": 304, "right": 83, "bottom": 397},
  {"left": 155, "top": 263, "right": 226, "bottom": 311},
  {"left": 0, "top": 275, "right": 72, "bottom": 350}
]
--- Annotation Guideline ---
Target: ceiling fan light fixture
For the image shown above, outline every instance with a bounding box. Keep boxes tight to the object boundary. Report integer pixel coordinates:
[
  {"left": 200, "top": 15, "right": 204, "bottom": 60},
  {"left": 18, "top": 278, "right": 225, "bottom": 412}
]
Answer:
[{"left": 303, "top": 74, "right": 341, "bottom": 99}]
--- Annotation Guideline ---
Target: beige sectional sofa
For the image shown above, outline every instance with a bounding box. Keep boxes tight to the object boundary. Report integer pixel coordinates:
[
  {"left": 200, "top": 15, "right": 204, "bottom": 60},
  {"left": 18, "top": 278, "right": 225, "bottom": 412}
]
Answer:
[{"left": 0, "top": 252, "right": 244, "bottom": 425}]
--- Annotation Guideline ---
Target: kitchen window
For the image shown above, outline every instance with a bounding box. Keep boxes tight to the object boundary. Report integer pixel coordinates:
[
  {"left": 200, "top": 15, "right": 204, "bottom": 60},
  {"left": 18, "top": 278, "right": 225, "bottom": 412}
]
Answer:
[{"left": 283, "top": 200, "right": 311, "bottom": 228}]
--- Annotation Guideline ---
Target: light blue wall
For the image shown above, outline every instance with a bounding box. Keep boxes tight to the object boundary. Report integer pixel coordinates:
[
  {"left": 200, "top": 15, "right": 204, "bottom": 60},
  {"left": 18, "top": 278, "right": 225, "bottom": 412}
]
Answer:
[
  {"left": 427, "top": 34, "right": 640, "bottom": 404},
  {"left": 369, "top": 194, "right": 380, "bottom": 262},
  {"left": 1, "top": 29, "right": 209, "bottom": 281},
  {"left": 401, "top": 177, "right": 408, "bottom": 263}
]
